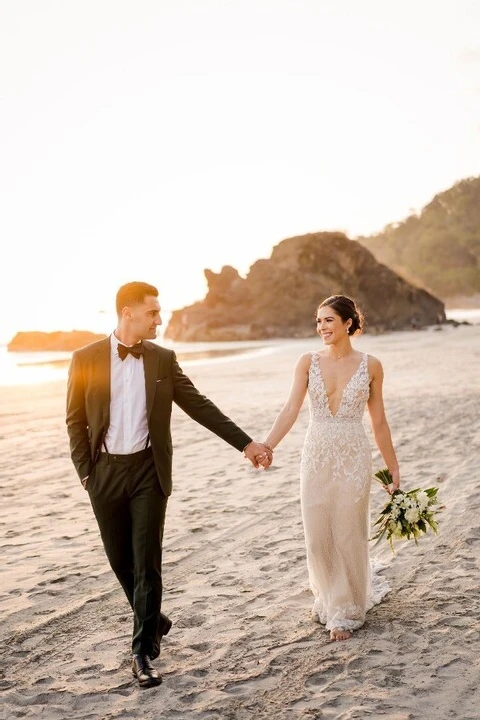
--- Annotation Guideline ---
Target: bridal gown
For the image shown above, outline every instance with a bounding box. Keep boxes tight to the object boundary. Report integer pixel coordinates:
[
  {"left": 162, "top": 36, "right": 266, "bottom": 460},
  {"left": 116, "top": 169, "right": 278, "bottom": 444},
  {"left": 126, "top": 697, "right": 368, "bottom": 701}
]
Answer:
[{"left": 300, "top": 352, "right": 390, "bottom": 632}]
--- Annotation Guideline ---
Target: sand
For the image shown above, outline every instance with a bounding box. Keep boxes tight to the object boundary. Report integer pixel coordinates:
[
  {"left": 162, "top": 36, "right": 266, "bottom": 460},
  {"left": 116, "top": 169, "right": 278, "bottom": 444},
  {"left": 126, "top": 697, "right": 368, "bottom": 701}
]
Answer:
[{"left": 1, "top": 324, "right": 479, "bottom": 720}]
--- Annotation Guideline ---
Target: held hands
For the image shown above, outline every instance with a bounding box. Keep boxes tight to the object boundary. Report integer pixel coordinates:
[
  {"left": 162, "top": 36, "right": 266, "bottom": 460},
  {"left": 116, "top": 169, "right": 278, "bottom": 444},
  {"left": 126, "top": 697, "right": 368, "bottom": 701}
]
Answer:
[{"left": 243, "top": 441, "right": 273, "bottom": 470}]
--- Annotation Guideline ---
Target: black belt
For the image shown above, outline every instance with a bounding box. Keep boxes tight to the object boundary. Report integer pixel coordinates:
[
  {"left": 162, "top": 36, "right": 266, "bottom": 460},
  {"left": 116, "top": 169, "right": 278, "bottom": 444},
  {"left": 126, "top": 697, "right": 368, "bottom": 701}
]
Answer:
[{"left": 98, "top": 446, "right": 153, "bottom": 464}]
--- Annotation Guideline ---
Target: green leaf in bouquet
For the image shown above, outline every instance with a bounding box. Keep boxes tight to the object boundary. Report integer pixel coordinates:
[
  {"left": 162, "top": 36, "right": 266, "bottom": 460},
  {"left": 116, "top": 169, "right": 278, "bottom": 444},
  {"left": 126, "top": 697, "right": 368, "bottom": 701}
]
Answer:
[
  {"left": 426, "top": 516, "right": 439, "bottom": 533},
  {"left": 374, "top": 468, "right": 393, "bottom": 486},
  {"left": 417, "top": 519, "right": 427, "bottom": 533},
  {"left": 371, "top": 527, "right": 387, "bottom": 547}
]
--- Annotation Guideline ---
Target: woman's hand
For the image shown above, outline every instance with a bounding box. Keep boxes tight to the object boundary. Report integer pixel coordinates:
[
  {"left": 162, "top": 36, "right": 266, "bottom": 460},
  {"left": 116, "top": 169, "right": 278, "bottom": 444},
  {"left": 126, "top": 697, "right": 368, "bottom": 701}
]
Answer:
[
  {"left": 257, "top": 443, "right": 273, "bottom": 469},
  {"left": 385, "top": 468, "right": 400, "bottom": 494}
]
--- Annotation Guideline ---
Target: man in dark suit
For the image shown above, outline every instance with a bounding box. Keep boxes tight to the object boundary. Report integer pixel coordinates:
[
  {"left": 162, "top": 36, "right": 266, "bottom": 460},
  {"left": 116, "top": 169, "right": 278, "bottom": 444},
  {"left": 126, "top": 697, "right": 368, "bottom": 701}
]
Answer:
[{"left": 66, "top": 281, "right": 272, "bottom": 688}]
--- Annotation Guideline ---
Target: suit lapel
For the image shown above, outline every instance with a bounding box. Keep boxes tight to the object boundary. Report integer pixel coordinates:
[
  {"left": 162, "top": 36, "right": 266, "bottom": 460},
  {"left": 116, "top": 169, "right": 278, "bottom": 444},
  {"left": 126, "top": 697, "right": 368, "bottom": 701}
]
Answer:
[
  {"left": 144, "top": 344, "right": 159, "bottom": 419},
  {"left": 94, "top": 338, "right": 111, "bottom": 429}
]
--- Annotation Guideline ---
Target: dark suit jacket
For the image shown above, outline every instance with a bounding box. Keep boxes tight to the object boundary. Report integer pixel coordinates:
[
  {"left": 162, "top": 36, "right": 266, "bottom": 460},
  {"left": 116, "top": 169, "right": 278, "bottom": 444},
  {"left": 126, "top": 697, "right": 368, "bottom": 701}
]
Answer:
[{"left": 66, "top": 337, "right": 252, "bottom": 497}]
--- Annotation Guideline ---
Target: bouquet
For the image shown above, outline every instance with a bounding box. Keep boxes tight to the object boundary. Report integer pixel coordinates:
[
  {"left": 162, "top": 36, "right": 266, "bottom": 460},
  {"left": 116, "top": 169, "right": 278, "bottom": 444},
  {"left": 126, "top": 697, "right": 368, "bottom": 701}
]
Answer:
[{"left": 371, "top": 468, "right": 441, "bottom": 552}]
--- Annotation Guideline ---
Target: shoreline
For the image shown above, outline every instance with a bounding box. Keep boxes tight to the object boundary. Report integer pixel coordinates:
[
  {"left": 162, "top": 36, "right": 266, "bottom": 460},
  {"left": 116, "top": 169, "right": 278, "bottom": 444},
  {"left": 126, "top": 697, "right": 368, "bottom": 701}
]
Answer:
[
  {"left": 0, "top": 340, "right": 283, "bottom": 388},
  {"left": 1, "top": 309, "right": 479, "bottom": 388}
]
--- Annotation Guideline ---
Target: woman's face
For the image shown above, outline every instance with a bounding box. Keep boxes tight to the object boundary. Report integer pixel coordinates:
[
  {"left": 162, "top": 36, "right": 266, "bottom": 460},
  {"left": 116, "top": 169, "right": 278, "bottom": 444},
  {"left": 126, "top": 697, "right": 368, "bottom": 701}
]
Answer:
[{"left": 316, "top": 305, "right": 351, "bottom": 344}]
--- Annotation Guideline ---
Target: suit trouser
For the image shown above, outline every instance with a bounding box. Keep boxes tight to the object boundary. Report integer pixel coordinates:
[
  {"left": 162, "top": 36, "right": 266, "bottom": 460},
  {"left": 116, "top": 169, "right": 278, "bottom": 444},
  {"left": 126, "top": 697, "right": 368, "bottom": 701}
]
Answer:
[{"left": 87, "top": 447, "right": 168, "bottom": 658}]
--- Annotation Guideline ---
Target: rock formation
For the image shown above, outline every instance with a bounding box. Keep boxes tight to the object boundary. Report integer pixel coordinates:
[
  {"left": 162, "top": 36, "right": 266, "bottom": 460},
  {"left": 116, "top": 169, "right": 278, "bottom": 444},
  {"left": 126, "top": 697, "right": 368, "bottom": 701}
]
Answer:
[
  {"left": 165, "top": 233, "right": 446, "bottom": 342},
  {"left": 8, "top": 330, "right": 107, "bottom": 352}
]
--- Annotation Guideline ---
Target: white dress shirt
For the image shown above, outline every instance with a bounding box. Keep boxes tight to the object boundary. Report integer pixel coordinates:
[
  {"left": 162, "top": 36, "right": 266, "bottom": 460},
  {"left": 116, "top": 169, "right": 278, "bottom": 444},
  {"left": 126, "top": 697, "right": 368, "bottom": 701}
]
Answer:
[{"left": 103, "top": 333, "right": 149, "bottom": 454}]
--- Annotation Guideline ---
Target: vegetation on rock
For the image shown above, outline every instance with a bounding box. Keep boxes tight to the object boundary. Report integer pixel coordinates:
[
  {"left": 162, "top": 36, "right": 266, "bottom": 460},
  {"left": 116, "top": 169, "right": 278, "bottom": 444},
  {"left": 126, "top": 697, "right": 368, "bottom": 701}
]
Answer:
[{"left": 357, "top": 177, "right": 480, "bottom": 299}]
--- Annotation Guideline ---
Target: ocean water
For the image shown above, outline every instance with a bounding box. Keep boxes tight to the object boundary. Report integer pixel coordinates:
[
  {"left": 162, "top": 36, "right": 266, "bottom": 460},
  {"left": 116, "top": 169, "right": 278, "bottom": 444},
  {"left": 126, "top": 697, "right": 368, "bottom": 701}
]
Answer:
[
  {"left": 445, "top": 308, "right": 480, "bottom": 324},
  {"left": 0, "top": 339, "right": 281, "bottom": 387},
  {"left": 1, "top": 308, "right": 478, "bottom": 387}
]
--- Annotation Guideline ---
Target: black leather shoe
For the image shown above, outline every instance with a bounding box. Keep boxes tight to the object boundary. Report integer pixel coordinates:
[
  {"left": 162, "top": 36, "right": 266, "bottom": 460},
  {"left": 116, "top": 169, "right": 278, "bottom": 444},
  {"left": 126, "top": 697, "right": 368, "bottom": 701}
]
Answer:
[
  {"left": 132, "top": 654, "right": 162, "bottom": 688},
  {"left": 158, "top": 612, "right": 172, "bottom": 637},
  {"left": 151, "top": 612, "right": 173, "bottom": 660}
]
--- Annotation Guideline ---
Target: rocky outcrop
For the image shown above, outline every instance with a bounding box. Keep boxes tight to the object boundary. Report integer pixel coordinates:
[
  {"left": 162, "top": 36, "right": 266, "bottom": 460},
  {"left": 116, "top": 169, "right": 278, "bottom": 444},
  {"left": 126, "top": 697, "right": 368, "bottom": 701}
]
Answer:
[
  {"left": 165, "top": 233, "right": 446, "bottom": 341},
  {"left": 7, "top": 330, "right": 107, "bottom": 352}
]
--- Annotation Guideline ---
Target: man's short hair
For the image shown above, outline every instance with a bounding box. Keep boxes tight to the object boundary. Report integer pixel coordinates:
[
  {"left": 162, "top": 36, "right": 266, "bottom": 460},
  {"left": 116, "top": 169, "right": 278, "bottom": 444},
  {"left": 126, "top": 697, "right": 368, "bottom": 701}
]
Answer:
[{"left": 116, "top": 282, "right": 159, "bottom": 316}]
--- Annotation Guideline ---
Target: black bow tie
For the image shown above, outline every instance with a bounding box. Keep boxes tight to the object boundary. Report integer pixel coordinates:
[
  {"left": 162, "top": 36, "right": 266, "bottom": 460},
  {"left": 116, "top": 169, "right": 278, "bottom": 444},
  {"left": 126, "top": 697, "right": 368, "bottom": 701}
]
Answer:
[{"left": 118, "top": 343, "right": 144, "bottom": 361}]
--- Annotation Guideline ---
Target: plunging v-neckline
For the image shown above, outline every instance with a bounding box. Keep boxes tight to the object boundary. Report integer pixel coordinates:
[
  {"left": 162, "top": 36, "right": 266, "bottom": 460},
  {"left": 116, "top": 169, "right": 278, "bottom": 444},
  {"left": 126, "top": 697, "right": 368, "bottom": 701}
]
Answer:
[{"left": 314, "top": 353, "right": 366, "bottom": 418}]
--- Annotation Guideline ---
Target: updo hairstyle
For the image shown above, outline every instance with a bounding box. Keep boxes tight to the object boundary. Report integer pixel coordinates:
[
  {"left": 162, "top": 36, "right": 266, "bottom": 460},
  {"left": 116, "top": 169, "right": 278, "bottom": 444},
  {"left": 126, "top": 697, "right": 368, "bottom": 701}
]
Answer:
[{"left": 317, "top": 295, "right": 364, "bottom": 336}]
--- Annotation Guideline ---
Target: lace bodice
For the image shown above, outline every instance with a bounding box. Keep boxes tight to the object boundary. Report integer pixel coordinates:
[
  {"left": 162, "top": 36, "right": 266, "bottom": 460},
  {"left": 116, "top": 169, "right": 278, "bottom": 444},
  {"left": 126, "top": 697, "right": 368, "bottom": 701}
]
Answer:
[{"left": 307, "top": 352, "right": 370, "bottom": 423}]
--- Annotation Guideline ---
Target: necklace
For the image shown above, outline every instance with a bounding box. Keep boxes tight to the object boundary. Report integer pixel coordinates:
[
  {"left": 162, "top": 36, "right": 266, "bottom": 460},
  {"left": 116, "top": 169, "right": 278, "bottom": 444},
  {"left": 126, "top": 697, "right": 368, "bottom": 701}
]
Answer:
[{"left": 331, "top": 349, "right": 352, "bottom": 360}]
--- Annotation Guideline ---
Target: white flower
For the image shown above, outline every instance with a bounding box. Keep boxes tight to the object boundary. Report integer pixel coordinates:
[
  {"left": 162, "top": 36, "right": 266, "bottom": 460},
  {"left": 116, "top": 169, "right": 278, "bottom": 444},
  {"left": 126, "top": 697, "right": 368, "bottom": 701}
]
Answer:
[
  {"left": 416, "top": 491, "right": 429, "bottom": 511},
  {"left": 405, "top": 508, "right": 420, "bottom": 524}
]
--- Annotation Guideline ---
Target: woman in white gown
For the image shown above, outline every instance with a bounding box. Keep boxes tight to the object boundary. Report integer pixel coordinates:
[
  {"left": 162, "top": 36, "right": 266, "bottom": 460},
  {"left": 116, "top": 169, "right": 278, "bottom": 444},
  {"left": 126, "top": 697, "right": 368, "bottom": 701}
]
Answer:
[{"left": 263, "top": 295, "right": 400, "bottom": 642}]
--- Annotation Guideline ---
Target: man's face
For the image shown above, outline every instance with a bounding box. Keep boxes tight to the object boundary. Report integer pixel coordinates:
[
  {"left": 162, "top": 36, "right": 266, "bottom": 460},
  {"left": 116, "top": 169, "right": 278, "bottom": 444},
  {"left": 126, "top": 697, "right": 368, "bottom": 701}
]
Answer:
[{"left": 127, "top": 295, "right": 162, "bottom": 341}]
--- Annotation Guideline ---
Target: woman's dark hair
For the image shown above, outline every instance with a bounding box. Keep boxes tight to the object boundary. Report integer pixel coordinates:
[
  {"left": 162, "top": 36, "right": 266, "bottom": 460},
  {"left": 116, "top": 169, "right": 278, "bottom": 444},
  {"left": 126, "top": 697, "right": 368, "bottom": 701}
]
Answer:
[
  {"left": 116, "top": 281, "right": 159, "bottom": 316},
  {"left": 317, "top": 295, "right": 364, "bottom": 335}
]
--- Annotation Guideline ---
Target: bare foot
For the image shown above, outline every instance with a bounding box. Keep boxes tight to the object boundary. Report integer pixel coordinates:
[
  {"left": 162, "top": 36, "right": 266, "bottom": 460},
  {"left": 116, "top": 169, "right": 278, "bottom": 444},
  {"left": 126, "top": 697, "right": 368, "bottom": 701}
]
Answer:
[{"left": 329, "top": 628, "right": 352, "bottom": 642}]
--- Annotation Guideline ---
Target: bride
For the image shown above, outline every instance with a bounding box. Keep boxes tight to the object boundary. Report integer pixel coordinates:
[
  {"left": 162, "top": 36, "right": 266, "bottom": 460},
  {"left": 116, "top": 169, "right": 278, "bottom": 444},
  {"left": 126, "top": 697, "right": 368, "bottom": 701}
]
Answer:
[{"left": 263, "top": 295, "right": 400, "bottom": 641}]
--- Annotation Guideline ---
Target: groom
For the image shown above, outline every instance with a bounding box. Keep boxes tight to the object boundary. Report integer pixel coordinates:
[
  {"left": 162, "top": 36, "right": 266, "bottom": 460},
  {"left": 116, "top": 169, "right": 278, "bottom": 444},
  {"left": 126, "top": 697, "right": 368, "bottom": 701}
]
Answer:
[{"left": 66, "top": 281, "right": 272, "bottom": 688}]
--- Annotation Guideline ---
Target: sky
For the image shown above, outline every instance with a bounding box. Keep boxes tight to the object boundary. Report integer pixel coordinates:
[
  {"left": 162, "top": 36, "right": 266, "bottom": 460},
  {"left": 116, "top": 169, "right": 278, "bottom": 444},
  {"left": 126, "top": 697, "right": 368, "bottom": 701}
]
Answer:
[{"left": 1, "top": 0, "right": 479, "bottom": 343}]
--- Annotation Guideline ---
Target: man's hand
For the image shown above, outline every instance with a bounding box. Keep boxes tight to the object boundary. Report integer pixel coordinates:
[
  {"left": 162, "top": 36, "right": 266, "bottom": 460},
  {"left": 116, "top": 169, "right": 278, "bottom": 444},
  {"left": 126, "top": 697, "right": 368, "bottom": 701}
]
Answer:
[{"left": 243, "top": 441, "right": 273, "bottom": 469}]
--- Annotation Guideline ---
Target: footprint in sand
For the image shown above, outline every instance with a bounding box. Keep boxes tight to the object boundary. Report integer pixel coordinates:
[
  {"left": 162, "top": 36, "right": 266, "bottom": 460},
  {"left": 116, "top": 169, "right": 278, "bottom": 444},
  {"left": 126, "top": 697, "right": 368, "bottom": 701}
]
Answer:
[
  {"left": 305, "top": 662, "right": 345, "bottom": 689},
  {"left": 347, "top": 649, "right": 387, "bottom": 671},
  {"left": 176, "top": 614, "right": 206, "bottom": 628},
  {"left": 77, "top": 663, "right": 103, "bottom": 674},
  {"left": 210, "top": 575, "right": 238, "bottom": 588},
  {"left": 189, "top": 642, "right": 211, "bottom": 652},
  {"left": 105, "top": 682, "right": 132, "bottom": 695},
  {"left": 223, "top": 673, "right": 278, "bottom": 695},
  {"left": 436, "top": 658, "right": 470, "bottom": 677},
  {"left": 247, "top": 548, "right": 269, "bottom": 559},
  {"left": 0, "top": 680, "right": 16, "bottom": 691},
  {"left": 439, "top": 615, "right": 470, "bottom": 628},
  {"left": 32, "top": 676, "right": 55, "bottom": 686}
]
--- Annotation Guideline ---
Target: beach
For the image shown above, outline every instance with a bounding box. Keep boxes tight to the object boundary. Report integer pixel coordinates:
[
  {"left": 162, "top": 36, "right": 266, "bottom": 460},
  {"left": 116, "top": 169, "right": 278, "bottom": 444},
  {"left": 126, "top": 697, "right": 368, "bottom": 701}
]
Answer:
[{"left": 1, "top": 323, "right": 479, "bottom": 720}]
